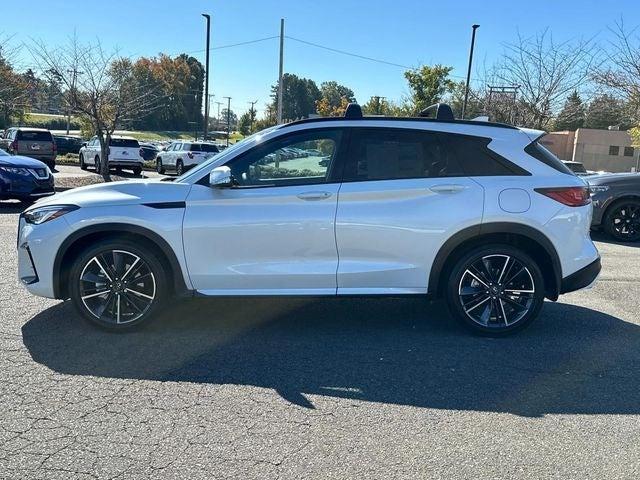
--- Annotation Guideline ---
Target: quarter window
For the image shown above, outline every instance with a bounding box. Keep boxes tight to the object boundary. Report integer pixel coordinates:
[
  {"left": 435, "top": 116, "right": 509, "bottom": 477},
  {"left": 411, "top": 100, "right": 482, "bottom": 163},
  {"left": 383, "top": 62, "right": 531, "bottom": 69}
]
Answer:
[{"left": 228, "top": 130, "right": 342, "bottom": 187}]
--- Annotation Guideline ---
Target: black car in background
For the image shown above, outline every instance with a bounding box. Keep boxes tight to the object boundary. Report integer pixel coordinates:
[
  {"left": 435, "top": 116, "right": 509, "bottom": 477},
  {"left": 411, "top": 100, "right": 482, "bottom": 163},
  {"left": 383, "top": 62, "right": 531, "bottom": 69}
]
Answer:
[
  {"left": 588, "top": 173, "right": 640, "bottom": 242},
  {"left": 139, "top": 142, "right": 160, "bottom": 161},
  {"left": 54, "top": 135, "right": 84, "bottom": 155},
  {"left": 0, "top": 149, "right": 55, "bottom": 202}
]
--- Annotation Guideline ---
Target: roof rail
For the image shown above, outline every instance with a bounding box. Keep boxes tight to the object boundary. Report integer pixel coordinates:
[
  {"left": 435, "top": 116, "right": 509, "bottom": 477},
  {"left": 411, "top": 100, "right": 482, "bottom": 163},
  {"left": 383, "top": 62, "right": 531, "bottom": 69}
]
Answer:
[
  {"left": 344, "top": 103, "right": 363, "bottom": 119},
  {"left": 419, "top": 103, "right": 455, "bottom": 121}
]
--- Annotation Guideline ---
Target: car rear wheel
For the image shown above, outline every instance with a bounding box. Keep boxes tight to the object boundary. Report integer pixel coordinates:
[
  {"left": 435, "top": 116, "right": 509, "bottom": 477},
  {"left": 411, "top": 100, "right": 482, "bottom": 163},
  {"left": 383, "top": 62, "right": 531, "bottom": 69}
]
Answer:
[
  {"left": 604, "top": 199, "right": 640, "bottom": 242},
  {"left": 69, "top": 239, "right": 167, "bottom": 331},
  {"left": 79, "top": 154, "right": 87, "bottom": 170},
  {"left": 176, "top": 160, "right": 184, "bottom": 176},
  {"left": 445, "top": 245, "right": 545, "bottom": 336},
  {"left": 156, "top": 158, "right": 165, "bottom": 174},
  {"left": 132, "top": 166, "right": 142, "bottom": 176}
]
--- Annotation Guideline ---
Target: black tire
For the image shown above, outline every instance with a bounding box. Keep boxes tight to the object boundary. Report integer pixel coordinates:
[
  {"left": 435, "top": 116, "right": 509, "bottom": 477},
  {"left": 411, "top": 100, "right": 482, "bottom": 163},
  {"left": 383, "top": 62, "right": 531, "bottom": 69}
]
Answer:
[
  {"left": 132, "top": 166, "right": 142, "bottom": 176},
  {"left": 79, "top": 154, "right": 87, "bottom": 170},
  {"left": 68, "top": 238, "right": 168, "bottom": 331},
  {"left": 115, "top": 166, "right": 123, "bottom": 174},
  {"left": 603, "top": 199, "right": 640, "bottom": 242},
  {"left": 176, "top": 160, "right": 184, "bottom": 176},
  {"left": 445, "top": 244, "right": 545, "bottom": 336},
  {"left": 156, "top": 158, "right": 165, "bottom": 174}
]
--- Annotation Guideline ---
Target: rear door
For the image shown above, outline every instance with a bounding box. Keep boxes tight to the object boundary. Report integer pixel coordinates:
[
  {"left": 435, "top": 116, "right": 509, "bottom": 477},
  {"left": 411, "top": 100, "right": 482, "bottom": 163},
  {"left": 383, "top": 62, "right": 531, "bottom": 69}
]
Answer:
[{"left": 335, "top": 127, "right": 485, "bottom": 294}]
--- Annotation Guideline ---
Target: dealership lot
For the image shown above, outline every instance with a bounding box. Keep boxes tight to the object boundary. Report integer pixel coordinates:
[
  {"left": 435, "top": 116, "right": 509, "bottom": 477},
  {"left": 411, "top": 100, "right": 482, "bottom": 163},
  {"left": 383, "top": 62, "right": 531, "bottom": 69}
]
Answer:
[{"left": 1, "top": 206, "right": 639, "bottom": 479}]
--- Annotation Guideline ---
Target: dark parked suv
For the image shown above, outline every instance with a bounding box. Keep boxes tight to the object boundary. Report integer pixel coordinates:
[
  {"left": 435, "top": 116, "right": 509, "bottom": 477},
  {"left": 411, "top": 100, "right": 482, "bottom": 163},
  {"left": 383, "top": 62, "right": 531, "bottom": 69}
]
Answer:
[
  {"left": 1, "top": 128, "right": 57, "bottom": 170},
  {"left": 588, "top": 173, "right": 640, "bottom": 242}
]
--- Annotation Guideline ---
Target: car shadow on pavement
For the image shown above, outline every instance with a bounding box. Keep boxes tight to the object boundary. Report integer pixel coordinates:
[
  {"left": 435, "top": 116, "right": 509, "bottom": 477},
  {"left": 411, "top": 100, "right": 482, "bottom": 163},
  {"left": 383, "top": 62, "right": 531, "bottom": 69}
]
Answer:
[
  {"left": 0, "top": 201, "right": 27, "bottom": 214},
  {"left": 591, "top": 230, "right": 640, "bottom": 249},
  {"left": 22, "top": 297, "right": 640, "bottom": 417}
]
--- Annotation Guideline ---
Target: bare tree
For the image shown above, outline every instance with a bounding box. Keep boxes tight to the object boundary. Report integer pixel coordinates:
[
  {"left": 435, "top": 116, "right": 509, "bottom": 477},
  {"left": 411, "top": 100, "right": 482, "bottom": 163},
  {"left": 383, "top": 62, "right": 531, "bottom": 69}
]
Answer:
[
  {"left": 593, "top": 20, "right": 640, "bottom": 124},
  {"left": 30, "top": 36, "right": 158, "bottom": 180},
  {"left": 492, "top": 29, "right": 597, "bottom": 129},
  {"left": 0, "top": 33, "right": 28, "bottom": 127}
]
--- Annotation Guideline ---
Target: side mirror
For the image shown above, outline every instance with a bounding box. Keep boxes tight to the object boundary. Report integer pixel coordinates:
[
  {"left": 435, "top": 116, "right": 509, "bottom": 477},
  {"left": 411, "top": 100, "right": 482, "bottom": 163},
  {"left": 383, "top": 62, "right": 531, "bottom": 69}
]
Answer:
[
  {"left": 82, "top": 142, "right": 87, "bottom": 147},
  {"left": 209, "top": 166, "right": 233, "bottom": 188}
]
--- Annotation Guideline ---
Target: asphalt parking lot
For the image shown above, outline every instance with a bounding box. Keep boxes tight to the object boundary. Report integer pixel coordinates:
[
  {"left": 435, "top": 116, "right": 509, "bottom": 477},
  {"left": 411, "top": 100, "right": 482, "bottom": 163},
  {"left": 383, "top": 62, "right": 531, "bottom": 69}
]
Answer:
[{"left": 1, "top": 204, "right": 639, "bottom": 479}]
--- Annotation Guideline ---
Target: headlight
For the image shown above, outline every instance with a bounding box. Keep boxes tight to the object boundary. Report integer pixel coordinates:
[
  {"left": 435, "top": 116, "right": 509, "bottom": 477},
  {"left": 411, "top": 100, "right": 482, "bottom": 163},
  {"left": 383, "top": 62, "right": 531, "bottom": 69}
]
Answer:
[
  {"left": 589, "top": 185, "right": 610, "bottom": 194},
  {"left": 23, "top": 205, "right": 79, "bottom": 225},
  {"left": 0, "top": 166, "right": 29, "bottom": 175}
]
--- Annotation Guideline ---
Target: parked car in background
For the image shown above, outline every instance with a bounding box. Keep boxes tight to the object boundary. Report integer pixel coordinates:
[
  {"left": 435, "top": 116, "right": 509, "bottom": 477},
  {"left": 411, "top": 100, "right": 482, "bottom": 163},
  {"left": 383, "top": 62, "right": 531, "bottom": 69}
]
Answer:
[
  {"left": 562, "top": 160, "right": 589, "bottom": 176},
  {"left": 139, "top": 142, "right": 160, "bottom": 161},
  {"left": 0, "top": 128, "right": 57, "bottom": 170},
  {"left": 17, "top": 103, "right": 600, "bottom": 335},
  {"left": 155, "top": 141, "right": 220, "bottom": 175},
  {"left": 79, "top": 136, "right": 144, "bottom": 175},
  {"left": 0, "top": 148, "right": 54, "bottom": 202},
  {"left": 588, "top": 173, "right": 640, "bottom": 242},
  {"left": 54, "top": 135, "right": 84, "bottom": 155}
]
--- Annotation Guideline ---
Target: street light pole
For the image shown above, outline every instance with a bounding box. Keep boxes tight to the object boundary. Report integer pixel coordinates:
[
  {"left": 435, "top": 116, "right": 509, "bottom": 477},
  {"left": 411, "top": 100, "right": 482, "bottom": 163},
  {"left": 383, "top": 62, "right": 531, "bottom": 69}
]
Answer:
[
  {"left": 462, "top": 24, "right": 480, "bottom": 120},
  {"left": 223, "top": 96, "right": 231, "bottom": 146},
  {"left": 248, "top": 100, "right": 258, "bottom": 132},
  {"left": 277, "top": 18, "right": 284, "bottom": 124},
  {"left": 201, "top": 13, "right": 211, "bottom": 139}
]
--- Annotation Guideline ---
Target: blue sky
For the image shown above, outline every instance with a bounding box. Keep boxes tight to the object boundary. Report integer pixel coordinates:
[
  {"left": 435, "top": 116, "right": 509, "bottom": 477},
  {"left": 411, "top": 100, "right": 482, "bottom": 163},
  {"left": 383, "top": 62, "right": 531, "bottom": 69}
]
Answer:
[{"left": 4, "top": 0, "right": 637, "bottom": 117}]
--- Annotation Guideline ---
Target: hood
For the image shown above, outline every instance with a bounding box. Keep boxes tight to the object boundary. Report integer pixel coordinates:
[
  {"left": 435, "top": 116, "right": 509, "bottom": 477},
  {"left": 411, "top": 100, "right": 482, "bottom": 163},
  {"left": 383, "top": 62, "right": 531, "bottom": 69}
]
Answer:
[
  {"left": 32, "top": 179, "right": 192, "bottom": 209},
  {"left": 0, "top": 155, "right": 49, "bottom": 169},
  {"left": 586, "top": 172, "right": 640, "bottom": 186}
]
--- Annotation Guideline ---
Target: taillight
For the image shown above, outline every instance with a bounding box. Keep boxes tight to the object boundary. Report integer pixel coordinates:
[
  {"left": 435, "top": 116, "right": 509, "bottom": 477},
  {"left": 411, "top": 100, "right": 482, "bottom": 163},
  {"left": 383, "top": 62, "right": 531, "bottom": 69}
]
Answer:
[
  {"left": 10, "top": 141, "right": 17, "bottom": 151},
  {"left": 187, "top": 152, "right": 194, "bottom": 159},
  {"left": 52, "top": 142, "right": 57, "bottom": 153},
  {"left": 535, "top": 187, "right": 591, "bottom": 207},
  {"left": 139, "top": 148, "right": 144, "bottom": 157}
]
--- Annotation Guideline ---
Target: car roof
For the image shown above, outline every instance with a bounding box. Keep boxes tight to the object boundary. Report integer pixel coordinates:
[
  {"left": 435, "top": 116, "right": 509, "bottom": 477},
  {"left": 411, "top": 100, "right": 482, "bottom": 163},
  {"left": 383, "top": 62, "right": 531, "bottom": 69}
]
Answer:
[{"left": 14, "top": 127, "right": 50, "bottom": 132}]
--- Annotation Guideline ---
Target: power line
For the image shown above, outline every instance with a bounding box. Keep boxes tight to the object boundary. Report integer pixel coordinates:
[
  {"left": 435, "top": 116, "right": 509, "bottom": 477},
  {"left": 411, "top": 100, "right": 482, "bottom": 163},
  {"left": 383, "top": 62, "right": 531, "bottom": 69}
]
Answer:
[{"left": 285, "top": 35, "right": 412, "bottom": 70}]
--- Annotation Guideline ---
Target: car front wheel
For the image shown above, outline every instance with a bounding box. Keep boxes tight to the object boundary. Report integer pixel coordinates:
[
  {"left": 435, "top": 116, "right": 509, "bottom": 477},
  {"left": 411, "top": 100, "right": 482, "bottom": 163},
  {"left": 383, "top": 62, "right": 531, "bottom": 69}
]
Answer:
[
  {"left": 446, "top": 245, "right": 545, "bottom": 336},
  {"left": 69, "top": 239, "right": 167, "bottom": 330},
  {"left": 604, "top": 199, "right": 640, "bottom": 242}
]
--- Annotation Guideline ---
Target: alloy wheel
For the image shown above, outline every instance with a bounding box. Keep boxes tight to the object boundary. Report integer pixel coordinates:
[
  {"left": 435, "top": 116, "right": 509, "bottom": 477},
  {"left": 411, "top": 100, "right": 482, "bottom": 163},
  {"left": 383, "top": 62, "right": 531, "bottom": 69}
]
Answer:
[
  {"left": 79, "top": 249, "right": 156, "bottom": 325},
  {"left": 458, "top": 254, "right": 535, "bottom": 328},
  {"left": 609, "top": 204, "right": 640, "bottom": 241}
]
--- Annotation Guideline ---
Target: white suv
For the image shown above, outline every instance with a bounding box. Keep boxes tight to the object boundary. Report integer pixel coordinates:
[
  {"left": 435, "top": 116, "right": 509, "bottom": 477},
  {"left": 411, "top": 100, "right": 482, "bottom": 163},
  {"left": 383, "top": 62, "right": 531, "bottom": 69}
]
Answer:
[
  {"left": 79, "top": 136, "right": 144, "bottom": 175},
  {"left": 17, "top": 104, "right": 600, "bottom": 335},
  {"left": 155, "top": 141, "right": 220, "bottom": 175}
]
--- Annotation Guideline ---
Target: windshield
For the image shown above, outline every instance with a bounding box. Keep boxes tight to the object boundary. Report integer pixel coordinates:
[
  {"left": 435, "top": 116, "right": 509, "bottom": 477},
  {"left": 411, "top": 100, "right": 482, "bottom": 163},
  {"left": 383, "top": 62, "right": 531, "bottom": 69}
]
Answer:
[{"left": 175, "top": 126, "right": 279, "bottom": 183}]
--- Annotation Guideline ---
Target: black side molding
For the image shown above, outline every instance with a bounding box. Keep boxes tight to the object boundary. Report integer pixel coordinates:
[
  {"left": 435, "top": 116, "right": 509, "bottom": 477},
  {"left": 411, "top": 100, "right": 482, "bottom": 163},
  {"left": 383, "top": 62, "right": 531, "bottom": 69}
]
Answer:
[
  {"left": 560, "top": 257, "right": 601, "bottom": 294},
  {"left": 142, "top": 202, "right": 186, "bottom": 209}
]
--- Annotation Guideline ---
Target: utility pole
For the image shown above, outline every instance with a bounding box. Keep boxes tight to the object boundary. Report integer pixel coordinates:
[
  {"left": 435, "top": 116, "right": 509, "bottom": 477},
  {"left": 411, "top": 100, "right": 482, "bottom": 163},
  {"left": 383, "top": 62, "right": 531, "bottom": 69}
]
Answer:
[
  {"left": 248, "top": 100, "right": 258, "bottom": 132},
  {"left": 462, "top": 24, "right": 480, "bottom": 120},
  {"left": 277, "top": 18, "right": 284, "bottom": 124},
  {"left": 202, "top": 13, "right": 211, "bottom": 139},
  {"left": 66, "top": 68, "right": 82, "bottom": 135},
  {"left": 214, "top": 101, "right": 223, "bottom": 130},
  {"left": 226, "top": 97, "right": 232, "bottom": 145}
]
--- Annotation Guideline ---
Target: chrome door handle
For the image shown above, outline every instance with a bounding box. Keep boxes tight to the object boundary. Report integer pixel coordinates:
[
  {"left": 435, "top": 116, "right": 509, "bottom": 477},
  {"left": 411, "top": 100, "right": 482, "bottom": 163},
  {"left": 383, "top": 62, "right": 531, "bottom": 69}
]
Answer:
[
  {"left": 297, "top": 191, "right": 332, "bottom": 201},
  {"left": 430, "top": 184, "right": 467, "bottom": 194}
]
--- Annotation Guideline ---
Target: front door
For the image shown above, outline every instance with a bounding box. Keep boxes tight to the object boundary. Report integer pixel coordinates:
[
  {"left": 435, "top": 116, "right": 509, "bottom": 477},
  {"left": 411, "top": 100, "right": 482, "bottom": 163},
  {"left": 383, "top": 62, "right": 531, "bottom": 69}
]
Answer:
[{"left": 182, "top": 128, "right": 345, "bottom": 295}]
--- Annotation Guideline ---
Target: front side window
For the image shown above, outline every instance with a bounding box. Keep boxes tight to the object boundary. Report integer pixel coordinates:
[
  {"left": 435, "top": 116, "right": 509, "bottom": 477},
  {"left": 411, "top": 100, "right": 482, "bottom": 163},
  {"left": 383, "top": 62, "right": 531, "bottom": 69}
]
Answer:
[{"left": 228, "top": 129, "right": 342, "bottom": 187}]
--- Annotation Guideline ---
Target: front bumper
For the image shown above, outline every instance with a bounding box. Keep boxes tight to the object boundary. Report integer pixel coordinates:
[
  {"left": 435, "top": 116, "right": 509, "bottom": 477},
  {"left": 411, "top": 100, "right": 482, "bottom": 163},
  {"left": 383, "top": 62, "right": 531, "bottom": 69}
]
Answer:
[
  {"left": 560, "top": 257, "right": 601, "bottom": 294},
  {"left": 0, "top": 175, "right": 55, "bottom": 200}
]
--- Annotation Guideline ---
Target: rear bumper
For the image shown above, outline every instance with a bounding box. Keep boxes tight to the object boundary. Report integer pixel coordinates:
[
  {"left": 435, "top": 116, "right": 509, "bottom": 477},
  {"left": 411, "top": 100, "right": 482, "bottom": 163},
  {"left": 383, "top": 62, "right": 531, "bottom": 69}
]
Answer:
[
  {"left": 560, "top": 257, "right": 601, "bottom": 294},
  {"left": 109, "top": 160, "right": 143, "bottom": 167}
]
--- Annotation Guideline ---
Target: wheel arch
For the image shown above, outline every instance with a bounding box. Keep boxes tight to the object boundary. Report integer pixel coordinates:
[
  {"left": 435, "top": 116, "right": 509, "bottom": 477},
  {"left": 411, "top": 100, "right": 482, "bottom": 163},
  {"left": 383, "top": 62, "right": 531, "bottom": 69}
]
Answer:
[
  {"left": 602, "top": 195, "right": 640, "bottom": 220},
  {"left": 428, "top": 222, "right": 562, "bottom": 301},
  {"left": 53, "top": 223, "right": 189, "bottom": 300}
]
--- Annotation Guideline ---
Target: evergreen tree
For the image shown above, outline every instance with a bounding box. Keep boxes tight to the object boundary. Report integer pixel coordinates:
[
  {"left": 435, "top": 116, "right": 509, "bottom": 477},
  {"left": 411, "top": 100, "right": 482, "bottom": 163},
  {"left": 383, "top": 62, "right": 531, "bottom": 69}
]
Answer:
[{"left": 553, "top": 91, "right": 585, "bottom": 131}]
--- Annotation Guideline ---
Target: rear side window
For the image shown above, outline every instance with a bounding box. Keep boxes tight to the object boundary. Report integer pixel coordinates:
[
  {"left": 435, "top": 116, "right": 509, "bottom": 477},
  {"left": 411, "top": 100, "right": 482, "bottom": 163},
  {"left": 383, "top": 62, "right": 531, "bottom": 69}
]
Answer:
[
  {"left": 17, "top": 130, "right": 53, "bottom": 141},
  {"left": 110, "top": 138, "right": 139, "bottom": 148},
  {"left": 525, "top": 142, "right": 574, "bottom": 175},
  {"left": 441, "top": 134, "right": 525, "bottom": 176},
  {"left": 343, "top": 129, "right": 464, "bottom": 181}
]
